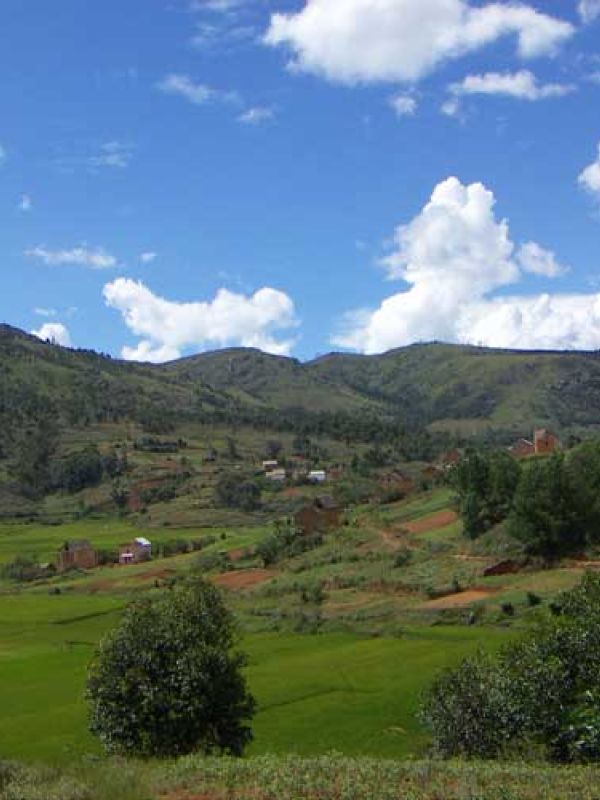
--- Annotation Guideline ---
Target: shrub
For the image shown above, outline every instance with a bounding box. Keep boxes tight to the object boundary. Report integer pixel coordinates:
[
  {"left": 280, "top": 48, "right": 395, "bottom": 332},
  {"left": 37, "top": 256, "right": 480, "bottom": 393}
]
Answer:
[
  {"left": 87, "top": 578, "right": 255, "bottom": 758},
  {"left": 422, "top": 572, "right": 600, "bottom": 763}
]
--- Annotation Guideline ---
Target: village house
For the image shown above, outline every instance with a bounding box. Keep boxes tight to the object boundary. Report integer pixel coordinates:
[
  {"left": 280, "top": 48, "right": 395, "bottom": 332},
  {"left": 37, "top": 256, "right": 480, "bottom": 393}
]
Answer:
[
  {"left": 119, "top": 537, "right": 152, "bottom": 565},
  {"left": 379, "top": 471, "right": 415, "bottom": 497},
  {"left": 534, "top": 428, "right": 560, "bottom": 455},
  {"left": 265, "top": 468, "right": 286, "bottom": 483},
  {"left": 295, "top": 495, "right": 342, "bottom": 536},
  {"left": 509, "top": 438, "right": 536, "bottom": 459},
  {"left": 308, "top": 469, "right": 327, "bottom": 484},
  {"left": 509, "top": 429, "right": 560, "bottom": 459},
  {"left": 56, "top": 540, "right": 98, "bottom": 572},
  {"left": 262, "top": 460, "right": 279, "bottom": 473}
]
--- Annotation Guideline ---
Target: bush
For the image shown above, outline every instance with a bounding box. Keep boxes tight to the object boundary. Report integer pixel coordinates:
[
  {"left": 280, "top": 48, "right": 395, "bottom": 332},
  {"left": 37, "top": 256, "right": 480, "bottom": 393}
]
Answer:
[
  {"left": 87, "top": 578, "right": 255, "bottom": 758},
  {"left": 421, "top": 572, "right": 600, "bottom": 763},
  {"left": 214, "top": 472, "right": 261, "bottom": 511}
]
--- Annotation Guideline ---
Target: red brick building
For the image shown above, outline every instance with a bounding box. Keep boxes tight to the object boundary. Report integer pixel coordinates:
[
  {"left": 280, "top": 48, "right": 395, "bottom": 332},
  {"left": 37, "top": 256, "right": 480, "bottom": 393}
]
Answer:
[
  {"left": 534, "top": 429, "right": 560, "bottom": 455},
  {"left": 56, "top": 540, "right": 98, "bottom": 572},
  {"left": 295, "top": 496, "right": 343, "bottom": 536}
]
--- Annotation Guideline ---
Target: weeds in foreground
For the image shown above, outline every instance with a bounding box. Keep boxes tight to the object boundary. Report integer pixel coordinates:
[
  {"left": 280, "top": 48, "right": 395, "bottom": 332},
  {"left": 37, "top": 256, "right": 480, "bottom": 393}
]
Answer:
[{"left": 3, "top": 755, "right": 600, "bottom": 800}]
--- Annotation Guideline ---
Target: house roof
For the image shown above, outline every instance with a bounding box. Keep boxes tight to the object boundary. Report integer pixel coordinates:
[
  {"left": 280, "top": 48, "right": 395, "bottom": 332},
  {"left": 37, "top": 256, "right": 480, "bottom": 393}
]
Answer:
[
  {"left": 134, "top": 537, "right": 151, "bottom": 547},
  {"left": 63, "top": 539, "right": 94, "bottom": 552}
]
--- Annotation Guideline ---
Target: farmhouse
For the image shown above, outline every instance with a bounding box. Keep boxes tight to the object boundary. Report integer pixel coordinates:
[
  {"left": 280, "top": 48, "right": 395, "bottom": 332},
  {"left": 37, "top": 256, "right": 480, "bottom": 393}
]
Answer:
[
  {"left": 262, "top": 460, "right": 279, "bottom": 472},
  {"left": 509, "top": 429, "right": 560, "bottom": 459},
  {"left": 509, "top": 438, "right": 536, "bottom": 458},
  {"left": 379, "top": 471, "right": 415, "bottom": 497},
  {"left": 265, "top": 468, "right": 286, "bottom": 483},
  {"left": 56, "top": 540, "right": 98, "bottom": 572},
  {"left": 295, "top": 495, "right": 342, "bottom": 536},
  {"left": 534, "top": 428, "right": 560, "bottom": 455},
  {"left": 119, "top": 537, "right": 152, "bottom": 565},
  {"left": 308, "top": 469, "right": 327, "bottom": 484}
]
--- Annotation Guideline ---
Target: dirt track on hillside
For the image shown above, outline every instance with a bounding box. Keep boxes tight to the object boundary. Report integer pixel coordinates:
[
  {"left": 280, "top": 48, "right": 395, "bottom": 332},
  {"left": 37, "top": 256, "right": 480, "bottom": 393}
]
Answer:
[
  {"left": 212, "top": 569, "right": 277, "bottom": 591},
  {"left": 419, "top": 589, "right": 493, "bottom": 610},
  {"left": 402, "top": 510, "right": 458, "bottom": 535}
]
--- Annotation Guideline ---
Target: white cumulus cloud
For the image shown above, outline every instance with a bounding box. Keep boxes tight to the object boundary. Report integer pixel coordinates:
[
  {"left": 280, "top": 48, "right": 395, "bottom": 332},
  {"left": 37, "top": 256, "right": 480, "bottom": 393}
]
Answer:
[
  {"left": 31, "top": 322, "right": 72, "bottom": 348},
  {"left": 103, "top": 278, "right": 298, "bottom": 362},
  {"left": 18, "top": 194, "right": 32, "bottom": 212},
  {"left": 579, "top": 142, "right": 600, "bottom": 197},
  {"left": 579, "top": 0, "right": 600, "bottom": 23},
  {"left": 389, "top": 93, "right": 418, "bottom": 117},
  {"left": 450, "top": 70, "right": 575, "bottom": 100},
  {"left": 26, "top": 246, "right": 118, "bottom": 270},
  {"left": 140, "top": 251, "right": 158, "bottom": 264},
  {"left": 333, "top": 177, "right": 599, "bottom": 354},
  {"left": 157, "top": 74, "right": 215, "bottom": 105},
  {"left": 517, "top": 241, "right": 568, "bottom": 277},
  {"left": 264, "top": 0, "right": 574, "bottom": 85}
]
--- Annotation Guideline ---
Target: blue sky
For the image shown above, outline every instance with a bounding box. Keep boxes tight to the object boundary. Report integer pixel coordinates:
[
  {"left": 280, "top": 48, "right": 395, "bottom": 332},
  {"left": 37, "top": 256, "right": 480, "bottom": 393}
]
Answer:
[{"left": 2, "top": 0, "right": 600, "bottom": 361}]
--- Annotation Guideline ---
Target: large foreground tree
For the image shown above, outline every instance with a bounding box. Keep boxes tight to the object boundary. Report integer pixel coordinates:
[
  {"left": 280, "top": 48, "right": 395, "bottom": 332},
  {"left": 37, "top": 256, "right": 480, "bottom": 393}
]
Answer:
[{"left": 87, "top": 578, "right": 255, "bottom": 758}]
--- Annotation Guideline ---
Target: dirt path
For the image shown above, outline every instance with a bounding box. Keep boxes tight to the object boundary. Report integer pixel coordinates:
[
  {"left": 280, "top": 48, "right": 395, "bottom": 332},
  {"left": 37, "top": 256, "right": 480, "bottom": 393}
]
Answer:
[
  {"left": 212, "top": 569, "right": 277, "bottom": 591},
  {"left": 402, "top": 510, "right": 458, "bottom": 535},
  {"left": 419, "top": 589, "right": 493, "bottom": 610}
]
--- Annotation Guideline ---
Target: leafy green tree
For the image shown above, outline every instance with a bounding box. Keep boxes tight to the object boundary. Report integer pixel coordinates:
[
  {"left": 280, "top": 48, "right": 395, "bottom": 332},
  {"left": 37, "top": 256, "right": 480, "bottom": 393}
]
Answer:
[
  {"left": 87, "top": 578, "right": 255, "bottom": 758},
  {"left": 508, "top": 454, "right": 587, "bottom": 559},
  {"left": 452, "top": 448, "right": 520, "bottom": 539},
  {"left": 12, "top": 416, "right": 58, "bottom": 497},
  {"left": 214, "top": 472, "right": 261, "bottom": 511}
]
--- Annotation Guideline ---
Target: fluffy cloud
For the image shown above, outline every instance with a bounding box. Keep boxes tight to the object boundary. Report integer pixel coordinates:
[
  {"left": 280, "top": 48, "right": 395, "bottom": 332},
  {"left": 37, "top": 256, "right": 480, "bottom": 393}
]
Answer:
[
  {"left": 31, "top": 322, "right": 72, "bottom": 348},
  {"left": 26, "top": 246, "right": 117, "bottom": 269},
  {"left": 450, "top": 70, "right": 575, "bottom": 100},
  {"left": 517, "top": 242, "right": 568, "bottom": 277},
  {"left": 157, "top": 74, "right": 215, "bottom": 105},
  {"left": 157, "top": 74, "right": 239, "bottom": 106},
  {"left": 265, "top": 0, "right": 574, "bottom": 85},
  {"left": 140, "top": 251, "right": 158, "bottom": 264},
  {"left": 103, "top": 278, "right": 298, "bottom": 362},
  {"left": 579, "top": 142, "right": 600, "bottom": 197},
  {"left": 238, "top": 106, "right": 275, "bottom": 124},
  {"left": 389, "top": 93, "right": 418, "bottom": 117},
  {"left": 333, "top": 177, "right": 600, "bottom": 353},
  {"left": 579, "top": 0, "right": 600, "bottom": 23}
]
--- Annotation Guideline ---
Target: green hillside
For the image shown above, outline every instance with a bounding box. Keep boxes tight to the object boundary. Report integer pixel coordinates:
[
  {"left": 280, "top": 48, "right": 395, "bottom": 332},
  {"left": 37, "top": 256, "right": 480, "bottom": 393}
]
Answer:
[{"left": 4, "top": 325, "right": 600, "bottom": 442}]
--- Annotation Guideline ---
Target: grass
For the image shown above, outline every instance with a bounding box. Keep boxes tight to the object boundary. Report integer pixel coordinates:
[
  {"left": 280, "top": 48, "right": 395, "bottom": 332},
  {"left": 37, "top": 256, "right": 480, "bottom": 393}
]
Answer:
[
  {"left": 0, "top": 575, "right": 509, "bottom": 763},
  {"left": 3, "top": 755, "right": 600, "bottom": 800}
]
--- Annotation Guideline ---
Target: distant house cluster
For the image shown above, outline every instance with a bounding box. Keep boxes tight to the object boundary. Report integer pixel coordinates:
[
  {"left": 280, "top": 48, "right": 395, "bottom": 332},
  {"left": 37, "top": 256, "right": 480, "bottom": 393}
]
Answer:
[
  {"left": 262, "top": 460, "right": 333, "bottom": 485},
  {"left": 509, "top": 429, "right": 560, "bottom": 459}
]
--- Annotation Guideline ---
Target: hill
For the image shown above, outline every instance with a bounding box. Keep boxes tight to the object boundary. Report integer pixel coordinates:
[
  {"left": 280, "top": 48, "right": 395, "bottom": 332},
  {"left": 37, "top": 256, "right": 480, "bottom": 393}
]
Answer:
[{"left": 3, "top": 324, "right": 600, "bottom": 440}]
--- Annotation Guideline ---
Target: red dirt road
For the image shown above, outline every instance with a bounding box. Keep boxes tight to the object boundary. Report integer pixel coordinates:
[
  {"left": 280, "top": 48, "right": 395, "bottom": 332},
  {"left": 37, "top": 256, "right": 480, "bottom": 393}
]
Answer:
[
  {"left": 402, "top": 510, "right": 458, "bottom": 535},
  {"left": 212, "top": 569, "right": 277, "bottom": 591}
]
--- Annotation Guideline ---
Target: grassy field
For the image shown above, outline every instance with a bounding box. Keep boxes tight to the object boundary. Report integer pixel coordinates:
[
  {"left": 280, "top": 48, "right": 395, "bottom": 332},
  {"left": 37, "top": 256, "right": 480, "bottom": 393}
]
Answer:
[
  {"left": 0, "top": 485, "right": 592, "bottom": 771},
  {"left": 0, "top": 582, "right": 508, "bottom": 762}
]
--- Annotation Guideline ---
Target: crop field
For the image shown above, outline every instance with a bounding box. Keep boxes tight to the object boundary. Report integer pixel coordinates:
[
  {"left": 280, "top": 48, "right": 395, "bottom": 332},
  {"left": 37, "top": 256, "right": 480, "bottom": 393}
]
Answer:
[
  {"left": 0, "top": 485, "right": 592, "bottom": 771},
  {"left": 0, "top": 581, "right": 508, "bottom": 763}
]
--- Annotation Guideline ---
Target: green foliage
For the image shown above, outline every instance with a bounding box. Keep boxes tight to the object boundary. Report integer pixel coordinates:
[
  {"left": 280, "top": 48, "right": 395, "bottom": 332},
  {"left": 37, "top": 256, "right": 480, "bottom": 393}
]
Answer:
[
  {"left": 87, "top": 578, "right": 255, "bottom": 758},
  {"left": 214, "top": 472, "right": 261, "bottom": 511},
  {"left": 52, "top": 446, "right": 104, "bottom": 493},
  {"left": 508, "top": 454, "right": 588, "bottom": 559},
  {"left": 422, "top": 573, "right": 600, "bottom": 763},
  {"left": 0, "top": 556, "right": 49, "bottom": 583},
  {"left": 452, "top": 448, "right": 521, "bottom": 539},
  {"left": 256, "top": 521, "right": 323, "bottom": 566}
]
